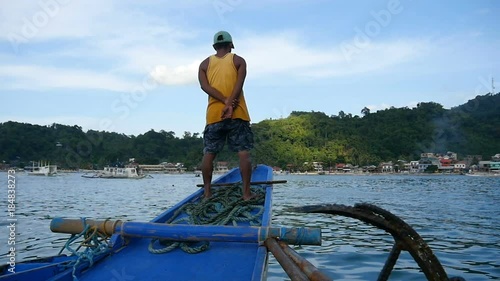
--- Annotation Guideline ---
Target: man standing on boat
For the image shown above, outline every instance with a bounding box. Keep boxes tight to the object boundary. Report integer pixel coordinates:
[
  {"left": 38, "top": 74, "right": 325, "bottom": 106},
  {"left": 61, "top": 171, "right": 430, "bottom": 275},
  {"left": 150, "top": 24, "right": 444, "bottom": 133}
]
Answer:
[{"left": 198, "top": 31, "right": 256, "bottom": 201}]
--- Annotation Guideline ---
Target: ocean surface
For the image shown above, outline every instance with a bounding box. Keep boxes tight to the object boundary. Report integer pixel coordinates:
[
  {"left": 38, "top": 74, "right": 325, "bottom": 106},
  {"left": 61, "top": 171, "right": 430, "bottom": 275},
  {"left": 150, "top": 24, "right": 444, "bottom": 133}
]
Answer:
[{"left": 1, "top": 171, "right": 499, "bottom": 280}]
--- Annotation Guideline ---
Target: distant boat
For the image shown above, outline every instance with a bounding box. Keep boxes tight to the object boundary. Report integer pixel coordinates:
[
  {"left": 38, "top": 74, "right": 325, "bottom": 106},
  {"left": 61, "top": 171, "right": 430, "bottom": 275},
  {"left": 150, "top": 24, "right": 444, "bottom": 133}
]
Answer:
[
  {"left": 82, "top": 167, "right": 147, "bottom": 179},
  {"left": 465, "top": 171, "right": 500, "bottom": 177},
  {"left": 26, "top": 161, "right": 57, "bottom": 176}
]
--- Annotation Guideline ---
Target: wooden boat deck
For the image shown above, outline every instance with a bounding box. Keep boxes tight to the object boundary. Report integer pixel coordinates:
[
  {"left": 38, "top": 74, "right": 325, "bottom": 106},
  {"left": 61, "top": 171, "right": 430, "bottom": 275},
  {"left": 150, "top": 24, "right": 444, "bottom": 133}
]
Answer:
[{"left": 77, "top": 165, "right": 273, "bottom": 280}]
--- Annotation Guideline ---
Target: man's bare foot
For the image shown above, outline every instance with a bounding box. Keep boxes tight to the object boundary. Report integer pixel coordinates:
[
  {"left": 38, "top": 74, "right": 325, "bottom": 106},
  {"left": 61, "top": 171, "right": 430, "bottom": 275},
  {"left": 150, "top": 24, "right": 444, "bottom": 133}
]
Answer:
[
  {"left": 203, "top": 191, "right": 212, "bottom": 199},
  {"left": 203, "top": 184, "right": 212, "bottom": 200},
  {"left": 242, "top": 192, "right": 259, "bottom": 201}
]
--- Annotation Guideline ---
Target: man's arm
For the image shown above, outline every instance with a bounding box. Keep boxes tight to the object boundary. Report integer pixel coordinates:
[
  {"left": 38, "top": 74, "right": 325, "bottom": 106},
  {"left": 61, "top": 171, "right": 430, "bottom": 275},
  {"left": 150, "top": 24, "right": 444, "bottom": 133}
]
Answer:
[
  {"left": 198, "top": 58, "right": 227, "bottom": 103},
  {"left": 226, "top": 54, "right": 247, "bottom": 107},
  {"left": 221, "top": 55, "right": 246, "bottom": 119}
]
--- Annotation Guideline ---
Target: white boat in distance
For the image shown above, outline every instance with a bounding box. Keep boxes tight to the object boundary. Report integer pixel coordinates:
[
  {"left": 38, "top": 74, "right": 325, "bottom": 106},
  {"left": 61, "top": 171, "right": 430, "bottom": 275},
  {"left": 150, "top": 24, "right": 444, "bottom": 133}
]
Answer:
[
  {"left": 464, "top": 171, "right": 500, "bottom": 177},
  {"left": 82, "top": 167, "right": 147, "bottom": 179},
  {"left": 26, "top": 161, "right": 58, "bottom": 176}
]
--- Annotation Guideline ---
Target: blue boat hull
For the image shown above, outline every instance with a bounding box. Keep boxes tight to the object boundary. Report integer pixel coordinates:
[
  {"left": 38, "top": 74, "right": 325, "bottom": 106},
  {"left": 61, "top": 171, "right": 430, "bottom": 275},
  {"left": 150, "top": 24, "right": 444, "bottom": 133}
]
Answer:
[{"left": 0, "top": 164, "right": 274, "bottom": 281}]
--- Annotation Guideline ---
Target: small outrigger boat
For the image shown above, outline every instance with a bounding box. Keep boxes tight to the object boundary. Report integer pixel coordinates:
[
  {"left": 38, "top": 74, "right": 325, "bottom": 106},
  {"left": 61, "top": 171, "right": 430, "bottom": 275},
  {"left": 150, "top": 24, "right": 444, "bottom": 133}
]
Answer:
[
  {"left": 0, "top": 164, "right": 467, "bottom": 281},
  {"left": 81, "top": 166, "right": 147, "bottom": 179}
]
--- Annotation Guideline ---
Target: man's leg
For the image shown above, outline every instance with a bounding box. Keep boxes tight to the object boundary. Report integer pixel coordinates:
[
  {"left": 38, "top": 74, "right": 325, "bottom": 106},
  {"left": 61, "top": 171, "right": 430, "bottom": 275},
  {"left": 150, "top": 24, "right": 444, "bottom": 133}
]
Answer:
[
  {"left": 201, "top": 152, "right": 216, "bottom": 198},
  {"left": 238, "top": 150, "right": 255, "bottom": 200},
  {"left": 202, "top": 122, "right": 226, "bottom": 199},
  {"left": 227, "top": 119, "right": 255, "bottom": 200}
]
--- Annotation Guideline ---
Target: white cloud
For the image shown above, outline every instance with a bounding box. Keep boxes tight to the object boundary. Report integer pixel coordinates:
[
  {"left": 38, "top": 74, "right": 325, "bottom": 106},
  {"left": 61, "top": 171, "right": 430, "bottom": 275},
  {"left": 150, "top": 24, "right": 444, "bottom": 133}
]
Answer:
[
  {"left": 0, "top": 65, "right": 138, "bottom": 92},
  {"left": 150, "top": 61, "right": 201, "bottom": 86},
  {"left": 236, "top": 32, "right": 431, "bottom": 79},
  {"left": 0, "top": 1, "right": 487, "bottom": 96},
  {"left": 239, "top": 31, "right": 343, "bottom": 75},
  {"left": 1, "top": 34, "right": 430, "bottom": 91},
  {"left": 148, "top": 31, "right": 430, "bottom": 85},
  {"left": 0, "top": 1, "right": 112, "bottom": 41},
  {"left": 304, "top": 39, "right": 431, "bottom": 78},
  {"left": 0, "top": 1, "right": 196, "bottom": 41},
  {"left": 367, "top": 101, "right": 419, "bottom": 113}
]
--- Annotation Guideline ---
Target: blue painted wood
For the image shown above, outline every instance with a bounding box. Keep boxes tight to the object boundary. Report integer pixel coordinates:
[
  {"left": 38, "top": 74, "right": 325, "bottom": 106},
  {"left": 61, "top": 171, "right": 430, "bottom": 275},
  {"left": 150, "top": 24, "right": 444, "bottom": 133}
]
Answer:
[
  {"left": 50, "top": 219, "right": 321, "bottom": 245},
  {"left": 0, "top": 164, "right": 276, "bottom": 281},
  {"left": 119, "top": 223, "right": 321, "bottom": 245}
]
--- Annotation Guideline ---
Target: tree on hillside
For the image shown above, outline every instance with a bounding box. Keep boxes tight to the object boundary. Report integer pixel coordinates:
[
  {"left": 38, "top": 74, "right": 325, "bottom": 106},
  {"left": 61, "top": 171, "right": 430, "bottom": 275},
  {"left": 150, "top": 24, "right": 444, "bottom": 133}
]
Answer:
[{"left": 361, "top": 107, "right": 370, "bottom": 116}]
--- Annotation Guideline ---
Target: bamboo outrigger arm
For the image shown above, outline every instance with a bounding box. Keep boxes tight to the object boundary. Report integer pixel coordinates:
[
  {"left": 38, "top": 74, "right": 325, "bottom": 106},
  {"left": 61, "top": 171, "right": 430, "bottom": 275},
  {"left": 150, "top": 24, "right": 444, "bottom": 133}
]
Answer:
[
  {"left": 265, "top": 238, "right": 333, "bottom": 281},
  {"left": 50, "top": 218, "right": 321, "bottom": 245}
]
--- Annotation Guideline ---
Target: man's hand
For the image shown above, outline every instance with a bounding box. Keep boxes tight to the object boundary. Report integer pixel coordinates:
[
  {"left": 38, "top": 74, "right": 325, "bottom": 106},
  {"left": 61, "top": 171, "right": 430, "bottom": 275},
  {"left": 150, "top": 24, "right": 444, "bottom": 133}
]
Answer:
[
  {"left": 221, "top": 98, "right": 239, "bottom": 119},
  {"left": 231, "top": 98, "right": 239, "bottom": 108},
  {"left": 221, "top": 104, "right": 234, "bottom": 119}
]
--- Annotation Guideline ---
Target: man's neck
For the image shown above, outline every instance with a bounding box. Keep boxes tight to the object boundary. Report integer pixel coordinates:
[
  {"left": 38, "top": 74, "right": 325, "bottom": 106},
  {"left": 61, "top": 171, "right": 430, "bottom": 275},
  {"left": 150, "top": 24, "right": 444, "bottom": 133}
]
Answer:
[{"left": 215, "top": 49, "right": 231, "bottom": 57}]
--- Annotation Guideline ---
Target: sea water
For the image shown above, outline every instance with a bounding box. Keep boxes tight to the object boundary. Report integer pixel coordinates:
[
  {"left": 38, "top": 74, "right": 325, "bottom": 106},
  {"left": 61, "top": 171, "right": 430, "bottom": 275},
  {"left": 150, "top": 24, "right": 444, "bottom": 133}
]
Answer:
[{"left": 1, "top": 172, "right": 498, "bottom": 280}]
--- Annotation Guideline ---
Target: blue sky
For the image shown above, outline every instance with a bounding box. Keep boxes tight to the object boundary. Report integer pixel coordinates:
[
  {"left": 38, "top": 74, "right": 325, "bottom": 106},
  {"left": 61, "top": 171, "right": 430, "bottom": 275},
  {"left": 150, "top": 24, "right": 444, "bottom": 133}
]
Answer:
[{"left": 1, "top": 0, "right": 498, "bottom": 137}]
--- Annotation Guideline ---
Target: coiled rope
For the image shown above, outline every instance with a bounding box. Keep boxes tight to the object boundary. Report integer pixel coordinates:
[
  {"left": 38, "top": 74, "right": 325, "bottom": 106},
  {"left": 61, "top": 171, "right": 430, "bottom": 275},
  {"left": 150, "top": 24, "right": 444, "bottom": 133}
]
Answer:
[
  {"left": 58, "top": 217, "right": 110, "bottom": 281},
  {"left": 149, "top": 183, "right": 265, "bottom": 254}
]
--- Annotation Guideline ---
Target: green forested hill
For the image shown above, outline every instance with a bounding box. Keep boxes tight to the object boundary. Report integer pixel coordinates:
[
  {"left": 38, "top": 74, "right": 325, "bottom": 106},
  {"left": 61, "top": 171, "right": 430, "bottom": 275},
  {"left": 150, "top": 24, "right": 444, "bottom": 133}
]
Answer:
[
  {"left": 1, "top": 93, "right": 498, "bottom": 170},
  {"left": 447, "top": 93, "right": 500, "bottom": 156},
  {"left": 252, "top": 101, "right": 447, "bottom": 167}
]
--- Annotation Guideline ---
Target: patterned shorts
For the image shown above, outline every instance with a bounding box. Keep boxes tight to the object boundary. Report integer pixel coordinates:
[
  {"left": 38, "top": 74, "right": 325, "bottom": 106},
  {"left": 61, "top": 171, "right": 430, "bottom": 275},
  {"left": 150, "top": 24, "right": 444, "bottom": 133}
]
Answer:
[{"left": 203, "top": 119, "right": 254, "bottom": 154}]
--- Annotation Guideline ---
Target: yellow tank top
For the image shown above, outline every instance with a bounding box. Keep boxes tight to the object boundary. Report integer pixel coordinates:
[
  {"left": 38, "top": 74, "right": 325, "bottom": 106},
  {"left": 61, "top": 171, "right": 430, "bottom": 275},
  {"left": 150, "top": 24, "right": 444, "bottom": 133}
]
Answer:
[{"left": 206, "top": 53, "right": 250, "bottom": 125}]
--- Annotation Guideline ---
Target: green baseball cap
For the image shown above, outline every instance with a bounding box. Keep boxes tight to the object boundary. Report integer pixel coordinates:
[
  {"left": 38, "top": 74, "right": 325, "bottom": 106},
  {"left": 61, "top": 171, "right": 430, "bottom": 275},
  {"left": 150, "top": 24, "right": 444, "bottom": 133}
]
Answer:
[{"left": 213, "top": 31, "right": 234, "bottom": 48}]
